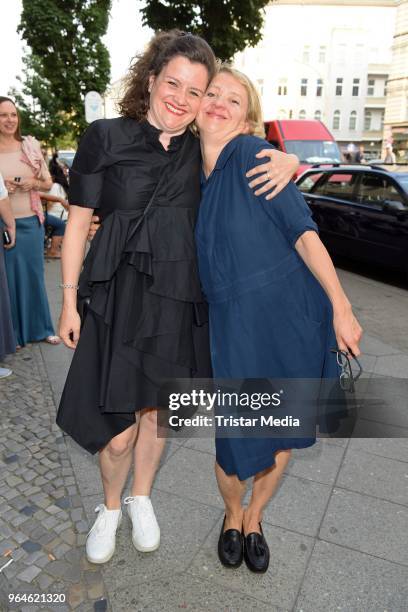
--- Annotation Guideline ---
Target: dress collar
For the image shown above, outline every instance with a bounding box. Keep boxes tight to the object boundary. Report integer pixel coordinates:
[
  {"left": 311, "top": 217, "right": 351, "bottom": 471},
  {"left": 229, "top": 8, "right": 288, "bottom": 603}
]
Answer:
[
  {"left": 139, "top": 118, "right": 188, "bottom": 152},
  {"left": 201, "top": 134, "right": 245, "bottom": 184}
]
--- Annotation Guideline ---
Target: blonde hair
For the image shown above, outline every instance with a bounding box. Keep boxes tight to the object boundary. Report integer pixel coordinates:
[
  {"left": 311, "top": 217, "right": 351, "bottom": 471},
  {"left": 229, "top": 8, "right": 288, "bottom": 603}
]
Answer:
[{"left": 218, "top": 64, "right": 265, "bottom": 138}]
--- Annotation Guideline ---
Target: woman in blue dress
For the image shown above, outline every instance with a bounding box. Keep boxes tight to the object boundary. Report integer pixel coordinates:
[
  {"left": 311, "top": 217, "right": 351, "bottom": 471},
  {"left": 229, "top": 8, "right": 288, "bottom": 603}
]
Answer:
[{"left": 195, "top": 66, "right": 363, "bottom": 573}]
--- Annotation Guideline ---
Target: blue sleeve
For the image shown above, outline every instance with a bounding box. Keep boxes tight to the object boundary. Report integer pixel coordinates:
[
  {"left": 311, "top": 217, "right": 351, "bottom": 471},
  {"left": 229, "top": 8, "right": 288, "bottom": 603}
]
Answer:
[
  {"left": 243, "top": 136, "right": 318, "bottom": 246},
  {"left": 68, "top": 120, "right": 108, "bottom": 209}
]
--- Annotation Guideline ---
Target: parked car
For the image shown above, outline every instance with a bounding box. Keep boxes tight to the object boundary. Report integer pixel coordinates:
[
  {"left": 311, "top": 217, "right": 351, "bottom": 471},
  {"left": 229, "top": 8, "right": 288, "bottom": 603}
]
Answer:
[
  {"left": 264, "top": 120, "right": 342, "bottom": 177},
  {"left": 295, "top": 163, "right": 408, "bottom": 278}
]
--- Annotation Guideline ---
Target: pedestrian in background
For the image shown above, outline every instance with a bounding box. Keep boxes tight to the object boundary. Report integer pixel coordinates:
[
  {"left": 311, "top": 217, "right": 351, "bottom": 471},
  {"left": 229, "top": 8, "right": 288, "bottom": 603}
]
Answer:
[
  {"left": 49, "top": 152, "right": 69, "bottom": 193},
  {"left": 383, "top": 143, "right": 396, "bottom": 164},
  {"left": 0, "top": 172, "right": 16, "bottom": 377},
  {"left": 0, "top": 96, "right": 60, "bottom": 347},
  {"left": 355, "top": 145, "right": 366, "bottom": 164}
]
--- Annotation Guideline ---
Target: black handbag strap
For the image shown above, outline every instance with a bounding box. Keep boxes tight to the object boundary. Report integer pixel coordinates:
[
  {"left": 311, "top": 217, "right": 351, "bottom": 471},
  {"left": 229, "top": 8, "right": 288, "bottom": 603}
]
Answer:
[{"left": 130, "top": 171, "right": 166, "bottom": 236}]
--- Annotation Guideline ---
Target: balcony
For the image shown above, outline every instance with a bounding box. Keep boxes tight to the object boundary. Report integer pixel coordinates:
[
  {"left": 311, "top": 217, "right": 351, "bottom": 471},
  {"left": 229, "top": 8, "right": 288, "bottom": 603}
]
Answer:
[
  {"left": 367, "top": 64, "right": 390, "bottom": 76},
  {"left": 362, "top": 129, "right": 383, "bottom": 141},
  {"left": 365, "top": 97, "right": 386, "bottom": 108}
]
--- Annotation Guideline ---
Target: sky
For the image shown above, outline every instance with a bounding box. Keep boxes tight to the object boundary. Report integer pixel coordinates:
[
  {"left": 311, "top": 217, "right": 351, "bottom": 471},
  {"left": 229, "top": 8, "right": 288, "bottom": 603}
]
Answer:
[{"left": 0, "top": 0, "right": 153, "bottom": 95}]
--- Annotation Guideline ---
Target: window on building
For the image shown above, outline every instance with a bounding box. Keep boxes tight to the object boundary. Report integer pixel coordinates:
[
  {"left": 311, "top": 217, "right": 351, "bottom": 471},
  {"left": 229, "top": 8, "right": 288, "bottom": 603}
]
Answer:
[
  {"left": 333, "top": 110, "right": 341, "bottom": 130},
  {"left": 319, "top": 46, "right": 326, "bottom": 63},
  {"left": 367, "top": 79, "right": 375, "bottom": 96},
  {"left": 316, "top": 79, "right": 323, "bottom": 96},
  {"left": 314, "top": 110, "right": 322, "bottom": 121},
  {"left": 257, "top": 79, "right": 264, "bottom": 96},
  {"left": 277, "top": 79, "right": 288, "bottom": 96},
  {"left": 299, "top": 109, "right": 306, "bottom": 120},
  {"left": 289, "top": 110, "right": 293, "bottom": 119},
  {"left": 384, "top": 80, "right": 388, "bottom": 97},
  {"left": 300, "top": 78, "right": 308, "bottom": 96},
  {"left": 349, "top": 111, "right": 357, "bottom": 130},
  {"left": 364, "top": 110, "right": 372, "bottom": 131},
  {"left": 278, "top": 109, "right": 287, "bottom": 119},
  {"left": 302, "top": 45, "right": 310, "bottom": 63},
  {"left": 335, "top": 78, "right": 343, "bottom": 96},
  {"left": 352, "top": 78, "right": 360, "bottom": 97},
  {"left": 381, "top": 110, "right": 385, "bottom": 128}
]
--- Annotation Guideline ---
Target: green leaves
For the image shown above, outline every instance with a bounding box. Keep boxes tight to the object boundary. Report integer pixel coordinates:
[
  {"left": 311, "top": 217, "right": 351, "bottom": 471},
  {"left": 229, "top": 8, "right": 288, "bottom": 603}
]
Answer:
[
  {"left": 15, "top": 0, "right": 111, "bottom": 145},
  {"left": 141, "top": 0, "right": 270, "bottom": 61}
]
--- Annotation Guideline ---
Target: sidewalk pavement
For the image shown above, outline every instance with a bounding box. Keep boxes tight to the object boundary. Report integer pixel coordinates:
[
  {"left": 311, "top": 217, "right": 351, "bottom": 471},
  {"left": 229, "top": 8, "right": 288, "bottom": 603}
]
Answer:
[{"left": 0, "top": 260, "right": 407, "bottom": 612}]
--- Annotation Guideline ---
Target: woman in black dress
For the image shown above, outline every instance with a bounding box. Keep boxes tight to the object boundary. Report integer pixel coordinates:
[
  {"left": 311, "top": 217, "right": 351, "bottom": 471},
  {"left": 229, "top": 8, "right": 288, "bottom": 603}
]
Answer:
[{"left": 57, "top": 31, "right": 299, "bottom": 564}]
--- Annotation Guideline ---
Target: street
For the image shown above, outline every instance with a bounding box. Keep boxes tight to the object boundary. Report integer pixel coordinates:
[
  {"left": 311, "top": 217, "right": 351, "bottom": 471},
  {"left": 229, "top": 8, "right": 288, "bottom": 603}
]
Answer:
[{"left": 0, "top": 258, "right": 407, "bottom": 612}]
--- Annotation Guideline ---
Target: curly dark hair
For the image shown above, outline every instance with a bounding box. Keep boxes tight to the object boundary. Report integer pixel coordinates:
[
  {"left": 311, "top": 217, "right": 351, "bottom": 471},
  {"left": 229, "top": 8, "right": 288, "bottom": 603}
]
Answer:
[
  {"left": 118, "top": 30, "right": 217, "bottom": 121},
  {"left": 0, "top": 96, "right": 23, "bottom": 141}
]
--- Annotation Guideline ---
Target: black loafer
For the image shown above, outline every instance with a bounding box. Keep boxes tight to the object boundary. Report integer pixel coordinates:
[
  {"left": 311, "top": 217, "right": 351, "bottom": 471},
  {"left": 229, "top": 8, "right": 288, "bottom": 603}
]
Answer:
[
  {"left": 243, "top": 523, "right": 270, "bottom": 573},
  {"left": 217, "top": 516, "right": 243, "bottom": 568}
]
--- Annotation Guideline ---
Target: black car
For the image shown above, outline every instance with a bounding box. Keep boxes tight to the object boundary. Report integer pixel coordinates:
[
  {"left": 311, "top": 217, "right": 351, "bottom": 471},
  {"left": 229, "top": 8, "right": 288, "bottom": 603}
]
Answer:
[{"left": 295, "top": 164, "right": 408, "bottom": 278}]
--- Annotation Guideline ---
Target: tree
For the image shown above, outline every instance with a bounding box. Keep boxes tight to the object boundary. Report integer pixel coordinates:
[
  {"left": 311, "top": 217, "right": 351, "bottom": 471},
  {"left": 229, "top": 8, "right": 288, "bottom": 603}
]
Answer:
[
  {"left": 141, "top": 0, "right": 271, "bottom": 61},
  {"left": 15, "top": 0, "right": 111, "bottom": 145}
]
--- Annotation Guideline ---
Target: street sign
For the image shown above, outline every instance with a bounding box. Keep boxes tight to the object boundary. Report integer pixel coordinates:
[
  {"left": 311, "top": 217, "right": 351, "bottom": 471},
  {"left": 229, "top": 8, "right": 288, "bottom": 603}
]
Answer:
[{"left": 85, "top": 91, "right": 104, "bottom": 123}]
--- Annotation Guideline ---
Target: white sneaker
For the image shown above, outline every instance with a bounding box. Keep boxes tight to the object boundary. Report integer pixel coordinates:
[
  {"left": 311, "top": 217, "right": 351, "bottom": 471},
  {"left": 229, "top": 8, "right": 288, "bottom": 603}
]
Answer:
[
  {"left": 86, "top": 504, "right": 122, "bottom": 564},
  {"left": 0, "top": 368, "right": 12, "bottom": 379},
  {"left": 124, "top": 496, "right": 160, "bottom": 552}
]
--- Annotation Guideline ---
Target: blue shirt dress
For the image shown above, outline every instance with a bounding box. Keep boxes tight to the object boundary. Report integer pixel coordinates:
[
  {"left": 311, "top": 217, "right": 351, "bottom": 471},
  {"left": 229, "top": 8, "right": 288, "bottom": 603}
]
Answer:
[{"left": 195, "top": 135, "right": 339, "bottom": 480}]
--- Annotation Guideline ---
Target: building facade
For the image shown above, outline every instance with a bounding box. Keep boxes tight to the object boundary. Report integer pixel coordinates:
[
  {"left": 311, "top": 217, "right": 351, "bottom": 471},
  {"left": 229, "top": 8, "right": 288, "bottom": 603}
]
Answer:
[
  {"left": 234, "top": 0, "right": 397, "bottom": 157},
  {"left": 382, "top": 0, "right": 408, "bottom": 161}
]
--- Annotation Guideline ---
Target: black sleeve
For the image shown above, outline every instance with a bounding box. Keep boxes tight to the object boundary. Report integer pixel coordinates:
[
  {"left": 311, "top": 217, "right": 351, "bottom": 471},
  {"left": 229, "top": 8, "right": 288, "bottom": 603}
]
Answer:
[{"left": 68, "top": 120, "right": 108, "bottom": 209}]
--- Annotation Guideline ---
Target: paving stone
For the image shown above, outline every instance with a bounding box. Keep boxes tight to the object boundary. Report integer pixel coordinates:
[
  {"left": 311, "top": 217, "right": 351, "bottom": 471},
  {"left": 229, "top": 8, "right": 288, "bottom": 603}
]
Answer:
[
  {"left": 110, "top": 573, "right": 277, "bottom": 612},
  {"left": 46, "top": 559, "right": 81, "bottom": 583},
  {"left": 21, "top": 540, "right": 42, "bottom": 554},
  {"left": 320, "top": 488, "right": 408, "bottom": 565},
  {"left": 68, "top": 583, "right": 87, "bottom": 609},
  {"left": 154, "top": 446, "right": 223, "bottom": 509},
  {"left": 55, "top": 497, "right": 71, "bottom": 510},
  {"left": 87, "top": 582, "right": 105, "bottom": 599},
  {"left": 348, "top": 436, "right": 408, "bottom": 463},
  {"left": 20, "top": 504, "right": 40, "bottom": 517},
  {"left": 295, "top": 540, "right": 408, "bottom": 612},
  {"left": 60, "top": 528, "right": 77, "bottom": 546},
  {"left": 337, "top": 448, "right": 408, "bottom": 506},
  {"left": 17, "top": 565, "right": 42, "bottom": 583},
  {"left": 262, "top": 474, "right": 332, "bottom": 537},
  {"left": 285, "top": 439, "right": 345, "bottom": 485},
  {"left": 37, "top": 572, "right": 55, "bottom": 590}
]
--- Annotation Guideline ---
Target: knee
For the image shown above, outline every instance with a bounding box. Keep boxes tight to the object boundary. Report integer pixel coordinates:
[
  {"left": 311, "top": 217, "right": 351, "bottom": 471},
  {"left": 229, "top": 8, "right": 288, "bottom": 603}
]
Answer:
[
  {"left": 140, "top": 408, "right": 159, "bottom": 429},
  {"left": 106, "top": 429, "right": 136, "bottom": 458}
]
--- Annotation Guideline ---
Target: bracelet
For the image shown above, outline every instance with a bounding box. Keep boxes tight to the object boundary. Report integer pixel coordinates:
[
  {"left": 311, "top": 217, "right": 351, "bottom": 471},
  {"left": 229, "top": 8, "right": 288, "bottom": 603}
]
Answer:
[{"left": 59, "top": 283, "right": 79, "bottom": 289}]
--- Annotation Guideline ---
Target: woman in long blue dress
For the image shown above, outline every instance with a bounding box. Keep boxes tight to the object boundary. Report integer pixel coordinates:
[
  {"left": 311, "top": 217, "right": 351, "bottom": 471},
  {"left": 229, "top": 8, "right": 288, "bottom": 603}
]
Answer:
[
  {"left": 195, "top": 66, "right": 362, "bottom": 573},
  {"left": 0, "top": 173, "right": 16, "bottom": 376}
]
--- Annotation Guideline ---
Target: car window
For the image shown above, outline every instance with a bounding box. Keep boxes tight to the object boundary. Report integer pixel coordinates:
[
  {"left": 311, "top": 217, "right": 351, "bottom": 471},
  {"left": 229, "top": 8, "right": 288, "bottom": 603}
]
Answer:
[
  {"left": 297, "top": 172, "right": 324, "bottom": 193},
  {"left": 313, "top": 172, "right": 358, "bottom": 200},
  {"left": 359, "top": 174, "right": 406, "bottom": 206}
]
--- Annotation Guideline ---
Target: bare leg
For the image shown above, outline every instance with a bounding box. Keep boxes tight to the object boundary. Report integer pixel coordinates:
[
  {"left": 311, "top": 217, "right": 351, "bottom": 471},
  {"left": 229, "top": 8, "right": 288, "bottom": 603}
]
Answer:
[
  {"left": 131, "top": 408, "right": 166, "bottom": 496},
  {"left": 215, "top": 461, "right": 246, "bottom": 531},
  {"left": 99, "top": 421, "right": 139, "bottom": 509},
  {"left": 244, "top": 449, "right": 291, "bottom": 534}
]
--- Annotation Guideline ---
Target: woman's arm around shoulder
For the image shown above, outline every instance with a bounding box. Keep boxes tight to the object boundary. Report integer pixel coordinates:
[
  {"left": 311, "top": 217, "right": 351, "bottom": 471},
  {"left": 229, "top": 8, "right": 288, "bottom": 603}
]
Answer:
[{"left": 242, "top": 134, "right": 299, "bottom": 199}]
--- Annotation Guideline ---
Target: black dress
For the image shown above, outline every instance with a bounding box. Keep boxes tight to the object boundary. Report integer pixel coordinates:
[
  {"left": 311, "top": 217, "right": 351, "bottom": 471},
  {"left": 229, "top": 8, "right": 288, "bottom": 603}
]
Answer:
[{"left": 57, "top": 118, "right": 212, "bottom": 453}]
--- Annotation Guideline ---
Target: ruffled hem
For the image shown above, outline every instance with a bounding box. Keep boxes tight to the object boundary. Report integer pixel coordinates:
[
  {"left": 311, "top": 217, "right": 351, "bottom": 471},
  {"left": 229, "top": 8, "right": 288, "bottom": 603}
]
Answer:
[{"left": 78, "top": 207, "right": 207, "bottom": 372}]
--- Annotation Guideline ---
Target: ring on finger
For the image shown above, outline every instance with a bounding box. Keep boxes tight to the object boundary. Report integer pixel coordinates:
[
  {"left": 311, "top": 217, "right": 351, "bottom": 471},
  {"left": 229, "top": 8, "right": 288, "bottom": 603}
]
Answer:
[{"left": 266, "top": 171, "right": 271, "bottom": 180}]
